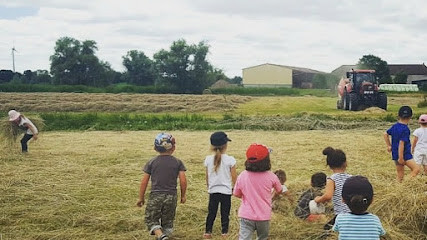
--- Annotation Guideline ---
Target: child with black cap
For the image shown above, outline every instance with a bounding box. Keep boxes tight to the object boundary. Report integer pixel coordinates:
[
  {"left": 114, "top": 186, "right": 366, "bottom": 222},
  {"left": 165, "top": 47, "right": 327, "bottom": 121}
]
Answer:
[
  {"left": 233, "top": 143, "right": 282, "bottom": 240},
  {"left": 203, "top": 131, "right": 237, "bottom": 239},
  {"left": 384, "top": 105, "right": 420, "bottom": 181},
  {"left": 333, "top": 175, "right": 386, "bottom": 239}
]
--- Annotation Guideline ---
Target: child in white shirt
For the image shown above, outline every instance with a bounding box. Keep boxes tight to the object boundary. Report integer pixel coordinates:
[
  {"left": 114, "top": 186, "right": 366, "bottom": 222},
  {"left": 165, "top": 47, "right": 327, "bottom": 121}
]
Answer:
[{"left": 412, "top": 114, "right": 427, "bottom": 175}]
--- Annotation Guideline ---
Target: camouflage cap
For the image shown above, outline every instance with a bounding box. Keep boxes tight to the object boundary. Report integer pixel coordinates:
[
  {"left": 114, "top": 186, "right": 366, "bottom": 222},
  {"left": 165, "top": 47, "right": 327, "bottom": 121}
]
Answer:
[{"left": 154, "top": 133, "right": 175, "bottom": 152}]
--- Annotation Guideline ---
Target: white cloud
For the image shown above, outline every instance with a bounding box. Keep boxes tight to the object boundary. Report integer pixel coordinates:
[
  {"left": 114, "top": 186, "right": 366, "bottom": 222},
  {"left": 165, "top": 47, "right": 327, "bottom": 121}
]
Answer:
[{"left": 0, "top": 0, "right": 426, "bottom": 77}]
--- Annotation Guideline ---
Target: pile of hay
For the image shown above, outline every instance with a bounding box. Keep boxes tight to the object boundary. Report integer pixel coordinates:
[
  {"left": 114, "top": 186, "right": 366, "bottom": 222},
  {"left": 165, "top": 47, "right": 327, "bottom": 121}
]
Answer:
[{"left": 0, "top": 115, "right": 45, "bottom": 148}]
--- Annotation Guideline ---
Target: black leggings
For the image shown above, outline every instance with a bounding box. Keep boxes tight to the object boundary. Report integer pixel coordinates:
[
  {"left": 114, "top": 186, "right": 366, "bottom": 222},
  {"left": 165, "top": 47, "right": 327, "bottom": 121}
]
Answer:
[
  {"left": 21, "top": 134, "right": 33, "bottom": 152},
  {"left": 205, "top": 193, "right": 231, "bottom": 234}
]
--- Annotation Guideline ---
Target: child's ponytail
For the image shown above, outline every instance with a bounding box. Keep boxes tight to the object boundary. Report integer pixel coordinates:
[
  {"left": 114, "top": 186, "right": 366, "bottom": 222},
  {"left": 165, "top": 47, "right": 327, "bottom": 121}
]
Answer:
[
  {"left": 348, "top": 195, "right": 372, "bottom": 214},
  {"left": 323, "top": 146, "right": 346, "bottom": 169},
  {"left": 213, "top": 145, "right": 226, "bottom": 172},
  {"left": 213, "top": 147, "right": 221, "bottom": 172}
]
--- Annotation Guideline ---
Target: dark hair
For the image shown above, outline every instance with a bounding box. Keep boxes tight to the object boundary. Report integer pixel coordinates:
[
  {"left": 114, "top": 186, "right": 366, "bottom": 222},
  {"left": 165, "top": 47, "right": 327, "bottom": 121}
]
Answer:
[
  {"left": 344, "top": 195, "right": 372, "bottom": 214},
  {"left": 274, "top": 169, "right": 286, "bottom": 183},
  {"left": 323, "top": 147, "right": 346, "bottom": 169},
  {"left": 245, "top": 155, "right": 271, "bottom": 172},
  {"left": 311, "top": 172, "right": 327, "bottom": 188},
  {"left": 212, "top": 144, "right": 227, "bottom": 172}
]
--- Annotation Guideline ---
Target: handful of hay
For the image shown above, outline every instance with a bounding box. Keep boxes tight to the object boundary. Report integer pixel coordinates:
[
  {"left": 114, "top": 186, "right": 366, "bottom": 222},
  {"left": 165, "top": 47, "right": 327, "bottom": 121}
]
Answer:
[{"left": 0, "top": 115, "right": 45, "bottom": 146}]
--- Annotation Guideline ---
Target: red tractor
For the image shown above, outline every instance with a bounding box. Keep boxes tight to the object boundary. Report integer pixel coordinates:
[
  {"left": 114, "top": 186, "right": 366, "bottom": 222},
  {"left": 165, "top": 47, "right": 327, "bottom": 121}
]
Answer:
[{"left": 337, "top": 69, "right": 387, "bottom": 111}]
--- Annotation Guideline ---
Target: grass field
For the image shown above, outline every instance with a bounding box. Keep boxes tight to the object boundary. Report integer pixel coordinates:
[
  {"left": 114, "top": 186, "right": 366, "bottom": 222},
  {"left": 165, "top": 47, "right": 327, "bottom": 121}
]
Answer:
[
  {"left": 0, "top": 93, "right": 425, "bottom": 117},
  {"left": 1, "top": 130, "right": 425, "bottom": 240}
]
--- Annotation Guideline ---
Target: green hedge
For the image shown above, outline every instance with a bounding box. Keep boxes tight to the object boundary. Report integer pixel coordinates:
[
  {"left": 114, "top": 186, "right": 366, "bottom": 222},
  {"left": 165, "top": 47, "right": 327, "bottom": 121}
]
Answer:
[
  {"left": 0, "top": 83, "right": 177, "bottom": 94},
  {"left": 39, "top": 113, "right": 217, "bottom": 131},
  {"left": 210, "top": 87, "right": 336, "bottom": 97}
]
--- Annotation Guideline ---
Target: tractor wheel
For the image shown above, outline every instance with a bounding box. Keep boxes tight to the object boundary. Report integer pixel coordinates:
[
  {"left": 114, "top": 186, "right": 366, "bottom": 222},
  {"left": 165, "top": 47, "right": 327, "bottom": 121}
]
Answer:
[
  {"left": 348, "top": 92, "right": 359, "bottom": 111},
  {"left": 343, "top": 92, "right": 349, "bottom": 110},
  {"left": 378, "top": 92, "right": 387, "bottom": 110}
]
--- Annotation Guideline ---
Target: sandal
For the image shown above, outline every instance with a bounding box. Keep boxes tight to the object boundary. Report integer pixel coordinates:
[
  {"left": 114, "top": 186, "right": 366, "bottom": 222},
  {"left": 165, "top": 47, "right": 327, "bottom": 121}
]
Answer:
[
  {"left": 203, "top": 233, "right": 212, "bottom": 239},
  {"left": 158, "top": 234, "right": 169, "bottom": 240}
]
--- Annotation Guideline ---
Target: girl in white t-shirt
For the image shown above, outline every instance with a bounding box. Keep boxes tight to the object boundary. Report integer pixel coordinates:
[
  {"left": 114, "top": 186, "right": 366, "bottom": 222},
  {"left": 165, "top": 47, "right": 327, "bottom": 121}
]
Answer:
[
  {"left": 412, "top": 114, "right": 427, "bottom": 175},
  {"left": 203, "top": 131, "right": 237, "bottom": 239},
  {"left": 8, "top": 110, "right": 39, "bottom": 153}
]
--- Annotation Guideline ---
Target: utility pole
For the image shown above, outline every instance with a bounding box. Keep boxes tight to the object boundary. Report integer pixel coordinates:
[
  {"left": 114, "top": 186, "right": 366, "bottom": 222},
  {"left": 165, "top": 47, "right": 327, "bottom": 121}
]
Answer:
[{"left": 12, "top": 47, "right": 17, "bottom": 72}]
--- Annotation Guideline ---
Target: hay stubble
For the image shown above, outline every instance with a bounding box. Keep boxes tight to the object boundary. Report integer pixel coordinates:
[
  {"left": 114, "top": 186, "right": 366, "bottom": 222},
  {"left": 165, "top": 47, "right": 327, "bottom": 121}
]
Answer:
[{"left": 0, "top": 130, "right": 425, "bottom": 239}]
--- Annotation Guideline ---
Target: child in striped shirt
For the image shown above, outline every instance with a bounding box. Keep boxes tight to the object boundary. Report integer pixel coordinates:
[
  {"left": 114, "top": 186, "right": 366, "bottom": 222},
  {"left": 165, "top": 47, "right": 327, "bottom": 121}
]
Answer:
[
  {"left": 314, "top": 147, "right": 351, "bottom": 230},
  {"left": 333, "top": 175, "right": 386, "bottom": 240}
]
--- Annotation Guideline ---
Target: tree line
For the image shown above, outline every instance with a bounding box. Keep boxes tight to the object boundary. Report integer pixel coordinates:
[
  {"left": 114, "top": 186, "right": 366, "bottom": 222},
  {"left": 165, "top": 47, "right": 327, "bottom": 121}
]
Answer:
[{"left": 0, "top": 37, "right": 242, "bottom": 94}]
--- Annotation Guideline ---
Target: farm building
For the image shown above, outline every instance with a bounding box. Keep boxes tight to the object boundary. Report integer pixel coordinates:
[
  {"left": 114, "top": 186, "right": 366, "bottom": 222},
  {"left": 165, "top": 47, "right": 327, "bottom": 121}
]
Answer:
[
  {"left": 388, "top": 63, "right": 427, "bottom": 86},
  {"left": 331, "top": 65, "right": 357, "bottom": 77},
  {"left": 242, "top": 63, "right": 324, "bottom": 88},
  {"left": 332, "top": 63, "right": 427, "bottom": 86}
]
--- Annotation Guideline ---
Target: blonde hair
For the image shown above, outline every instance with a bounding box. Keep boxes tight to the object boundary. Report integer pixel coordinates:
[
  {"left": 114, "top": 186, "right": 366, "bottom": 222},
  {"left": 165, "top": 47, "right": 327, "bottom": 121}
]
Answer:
[{"left": 212, "top": 144, "right": 227, "bottom": 172}]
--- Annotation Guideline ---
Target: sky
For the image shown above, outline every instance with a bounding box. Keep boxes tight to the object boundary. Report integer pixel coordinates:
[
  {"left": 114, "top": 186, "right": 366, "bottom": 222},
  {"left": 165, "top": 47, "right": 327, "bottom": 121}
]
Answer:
[{"left": 0, "top": 0, "right": 426, "bottom": 77}]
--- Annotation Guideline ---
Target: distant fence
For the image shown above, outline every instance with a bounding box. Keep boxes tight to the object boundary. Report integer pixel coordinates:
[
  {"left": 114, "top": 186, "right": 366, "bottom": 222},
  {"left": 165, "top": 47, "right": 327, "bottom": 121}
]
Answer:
[{"left": 379, "top": 84, "right": 419, "bottom": 92}]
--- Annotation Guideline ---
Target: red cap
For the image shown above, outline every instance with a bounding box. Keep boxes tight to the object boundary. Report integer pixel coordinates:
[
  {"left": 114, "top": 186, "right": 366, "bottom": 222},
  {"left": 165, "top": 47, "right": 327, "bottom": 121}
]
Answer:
[{"left": 246, "top": 143, "right": 271, "bottom": 162}]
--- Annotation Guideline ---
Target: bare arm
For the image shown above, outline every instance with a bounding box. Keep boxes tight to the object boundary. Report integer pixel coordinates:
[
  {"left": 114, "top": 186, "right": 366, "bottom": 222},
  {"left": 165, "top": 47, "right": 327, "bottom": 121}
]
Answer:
[
  {"left": 383, "top": 132, "right": 391, "bottom": 153},
  {"left": 179, "top": 171, "right": 187, "bottom": 203},
  {"left": 205, "top": 168, "right": 209, "bottom": 189},
  {"left": 398, "top": 140, "right": 405, "bottom": 164},
  {"left": 136, "top": 174, "right": 150, "bottom": 207},
  {"left": 233, "top": 180, "right": 242, "bottom": 198},
  {"left": 412, "top": 136, "right": 418, "bottom": 154},
  {"left": 231, "top": 166, "right": 237, "bottom": 187},
  {"left": 314, "top": 179, "right": 334, "bottom": 203}
]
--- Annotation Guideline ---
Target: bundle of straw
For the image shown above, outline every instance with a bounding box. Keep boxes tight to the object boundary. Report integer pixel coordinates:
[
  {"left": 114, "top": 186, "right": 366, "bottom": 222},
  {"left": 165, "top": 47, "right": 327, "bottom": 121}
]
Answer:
[{"left": 0, "top": 115, "right": 45, "bottom": 146}]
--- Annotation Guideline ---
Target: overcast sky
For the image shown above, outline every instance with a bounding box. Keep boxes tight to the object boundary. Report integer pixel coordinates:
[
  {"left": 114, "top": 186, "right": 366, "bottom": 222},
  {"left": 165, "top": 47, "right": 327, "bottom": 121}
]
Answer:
[{"left": 1, "top": 0, "right": 426, "bottom": 77}]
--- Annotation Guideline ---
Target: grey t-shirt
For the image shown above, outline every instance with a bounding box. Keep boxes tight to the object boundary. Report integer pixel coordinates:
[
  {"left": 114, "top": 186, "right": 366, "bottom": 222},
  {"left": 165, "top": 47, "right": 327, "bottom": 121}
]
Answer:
[{"left": 143, "top": 155, "right": 186, "bottom": 194}]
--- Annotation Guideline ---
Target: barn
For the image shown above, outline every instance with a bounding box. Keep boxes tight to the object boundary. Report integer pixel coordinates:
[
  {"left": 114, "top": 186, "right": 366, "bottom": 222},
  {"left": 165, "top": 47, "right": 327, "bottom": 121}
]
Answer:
[{"left": 242, "top": 63, "right": 324, "bottom": 88}]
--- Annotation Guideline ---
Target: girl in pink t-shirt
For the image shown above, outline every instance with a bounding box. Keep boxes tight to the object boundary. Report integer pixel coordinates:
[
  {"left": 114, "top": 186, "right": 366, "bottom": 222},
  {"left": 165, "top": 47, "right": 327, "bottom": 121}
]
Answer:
[{"left": 233, "top": 143, "right": 282, "bottom": 240}]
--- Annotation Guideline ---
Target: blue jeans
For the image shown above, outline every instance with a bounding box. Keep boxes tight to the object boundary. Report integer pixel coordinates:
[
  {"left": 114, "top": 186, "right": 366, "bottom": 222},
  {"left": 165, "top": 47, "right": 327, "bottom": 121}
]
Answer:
[
  {"left": 21, "top": 134, "right": 33, "bottom": 152},
  {"left": 239, "top": 218, "right": 270, "bottom": 240}
]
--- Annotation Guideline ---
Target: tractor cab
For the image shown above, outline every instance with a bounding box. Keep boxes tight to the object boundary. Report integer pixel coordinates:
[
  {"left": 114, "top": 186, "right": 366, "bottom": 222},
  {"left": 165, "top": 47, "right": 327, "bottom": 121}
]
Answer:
[{"left": 346, "top": 70, "right": 377, "bottom": 93}]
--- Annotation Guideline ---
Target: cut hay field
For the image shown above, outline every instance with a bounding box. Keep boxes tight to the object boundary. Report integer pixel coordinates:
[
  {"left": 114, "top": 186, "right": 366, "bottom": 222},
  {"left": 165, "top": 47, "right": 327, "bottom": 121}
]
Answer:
[
  {"left": 0, "top": 93, "right": 252, "bottom": 114},
  {"left": 1, "top": 130, "right": 425, "bottom": 240},
  {"left": 0, "top": 92, "right": 425, "bottom": 117}
]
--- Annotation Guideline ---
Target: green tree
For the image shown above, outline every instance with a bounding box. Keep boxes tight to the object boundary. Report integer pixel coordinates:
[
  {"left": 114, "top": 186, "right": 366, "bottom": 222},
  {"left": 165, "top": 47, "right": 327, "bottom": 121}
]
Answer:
[
  {"left": 153, "top": 39, "right": 212, "bottom": 93},
  {"left": 50, "top": 37, "right": 113, "bottom": 87},
  {"left": 312, "top": 73, "right": 339, "bottom": 89},
  {"left": 0, "top": 70, "right": 14, "bottom": 83},
  {"left": 34, "top": 70, "right": 52, "bottom": 84},
  {"left": 229, "top": 76, "right": 242, "bottom": 85},
  {"left": 357, "top": 54, "right": 391, "bottom": 84},
  {"left": 22, "top": 70, "right": 36, "bottom": 84},
  {"left": 312, "top": 74, "right": 326, "bottom": 88},
  {"left": 122, "top": 50, "right": 155, "bottom": 85},
  {"left": 393, "top": 71, "right": 408, "bottom": 84}
]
